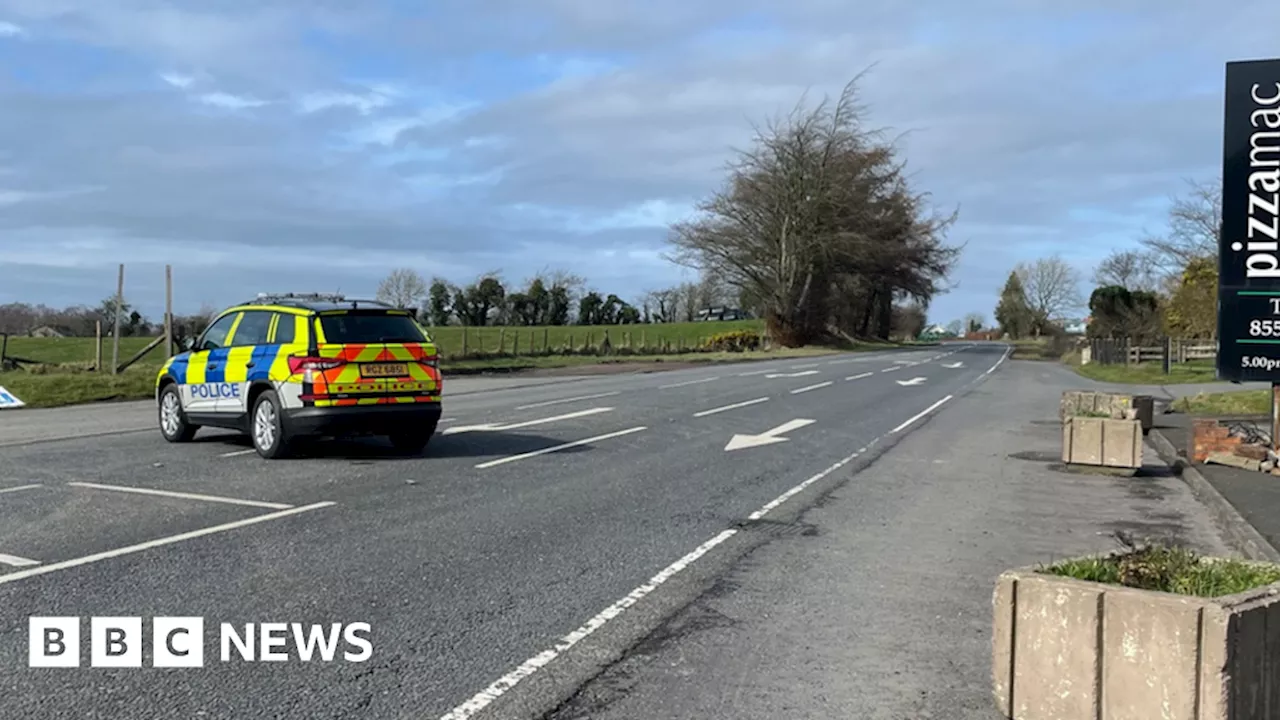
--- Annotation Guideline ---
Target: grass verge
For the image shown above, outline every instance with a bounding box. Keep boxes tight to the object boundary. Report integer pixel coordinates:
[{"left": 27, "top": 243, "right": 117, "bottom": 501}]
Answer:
[
  {"left": 1174, "top": 389, "right": 1270, "bottom": 416},
  {"left": 1042, "top": 544, "right": 1280, "bottom": 598},
  {"left": 0, "top": 342, "right": 891, "bottom": 408},
  {"left": 1073, "top": 360, "right": 1217, "bottom": 384}
]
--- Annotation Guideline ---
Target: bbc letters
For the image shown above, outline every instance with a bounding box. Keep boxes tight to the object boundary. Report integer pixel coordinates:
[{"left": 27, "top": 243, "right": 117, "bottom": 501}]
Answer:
[{"left": 29, "top": 617, "right": 373, "bottom": 667}]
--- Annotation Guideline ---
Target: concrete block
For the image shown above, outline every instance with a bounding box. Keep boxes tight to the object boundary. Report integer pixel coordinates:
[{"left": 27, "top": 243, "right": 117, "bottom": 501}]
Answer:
[
  {"left": 1063, "top": 417, "right": 1142, "bottom": 468},
  {"left": 1206, "top": 452, "right": 1262, "bottom": 472},
  {"left": 992, "top": 562, "right": 1280, "bottom": 720},
  {"left": 1059, "top": 391, "right": 1153, "bottom": 432}
]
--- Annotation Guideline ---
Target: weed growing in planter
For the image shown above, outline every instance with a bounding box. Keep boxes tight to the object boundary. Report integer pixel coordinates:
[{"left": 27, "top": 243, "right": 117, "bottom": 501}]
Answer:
[
  {"left": 1041, "top": 544, "right": 1280, "bottom": 597},
  {"left": 1073, "top": 409, "right": 1112, "bottom": 418}
]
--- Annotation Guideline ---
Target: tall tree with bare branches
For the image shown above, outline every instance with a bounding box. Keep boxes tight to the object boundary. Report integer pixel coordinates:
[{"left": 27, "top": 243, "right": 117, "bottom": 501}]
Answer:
[
  {"left": 1016, "top": 256, "right": 1083, "bottom": 335},
  {"left": 666, "top": 75, "right": 959, "bottom": 346}
]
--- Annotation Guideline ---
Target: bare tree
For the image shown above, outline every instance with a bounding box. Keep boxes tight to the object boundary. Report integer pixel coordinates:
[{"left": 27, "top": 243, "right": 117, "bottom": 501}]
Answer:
[
  {"left": 1092, "top": 249, "right": 1157, "bottom": 292},
  {"left": 1016, "top": 256, "right": 1083, "bottom": 333},
  {"left": 1139, "top": 178, "right": 1220, "bottom": 280},
  {"left": 376, "top": 268, "right": 429, "bottom": 309},
  {"left": 667, "top": 74, "right": 959, "bottom": 345}
]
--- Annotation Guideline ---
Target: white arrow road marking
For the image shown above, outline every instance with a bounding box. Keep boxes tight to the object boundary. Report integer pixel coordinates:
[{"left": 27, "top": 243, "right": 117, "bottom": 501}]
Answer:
[
  {"left": 764, "top": 370, "right": 820, "bottom": 379},
  {"left": 845, "top": 372, "right": 874, "bottom": 381},
  {"left": 693, "top": 397, "right": 770, "bottom": 418},
  {"left": 724, "top": 418, "right": 816, "bottom": 451},
  {"left": 942, "top": 362, "right": 964, "bottom": 369},
  {"left": 475, "top": 426, "right": 647, "bottom": 469},
  {"left": 444, "top": 407, "right": 614, "bottom": 435},
  {"left": 0, "top": 553, "right": 39, "bottom": 568},
  {"left": 659, "top": 376, "right": 719, "bottom": 389},
  {"left": 896, "top": 377, "right": 927, "bottom": 386},
  {"left": 790, "top": 381, "right": 832, "bottom": 395}
]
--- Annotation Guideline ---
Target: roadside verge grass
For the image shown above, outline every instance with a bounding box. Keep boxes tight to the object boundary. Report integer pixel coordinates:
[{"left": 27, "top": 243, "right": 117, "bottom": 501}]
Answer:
[
  {"left": 1073, "top": 360, "right": 1218, "bottom": 385},
  {"left": 1174, "top": 389, "right": 1270, "bottom": 416}
]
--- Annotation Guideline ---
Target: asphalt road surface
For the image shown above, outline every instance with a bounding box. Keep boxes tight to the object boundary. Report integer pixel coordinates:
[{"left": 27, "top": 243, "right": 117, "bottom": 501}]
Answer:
[{"left": 0, "top": 343, "right": 1005, "bottom": 720}]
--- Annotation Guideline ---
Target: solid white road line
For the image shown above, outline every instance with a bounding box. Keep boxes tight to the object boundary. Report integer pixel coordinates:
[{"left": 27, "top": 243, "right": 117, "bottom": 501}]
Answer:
[
  {"left": 516, "top": 392, "right": 621, "bottom": 410},
  {"left": 790, "top": 381, "right": 833, "bottom": 395},
  {"left": 0, "top": 502, "right": 335, "bottom": 586},
  {"left": 437, "top": 527, "right": 739, "bottom": 720},
  {"left": 443, "top": 407, "right": 614, "bottom": 435},
  {"left": 889, "top": 395, "right": 954, "bottom": 434},
  {"left": 692, "top": 397, "right": 770, "bottom": 418},
  {"left": 66, "top": 482, "right": 294, "bottom": 510},
  {"left": 0, "top": 553, "right": 40, "bottom": 568},
  {"left": 474, "top": 426, "right": 648, "bottom": 469},
  {"left": 220, "top": 449, "right": 256, "bottom": 457},
  {"left": 845, "top": 372, "right": 873, "bottom": 381},
  {"left": 658, "top": 377, "right": 719, "bottom": 390},
  {"left": 0, "top": 484, "right": 42, "bottom": 495},
  {"left": 986, "top": 347, "right": 1012, "bottom": 374}
]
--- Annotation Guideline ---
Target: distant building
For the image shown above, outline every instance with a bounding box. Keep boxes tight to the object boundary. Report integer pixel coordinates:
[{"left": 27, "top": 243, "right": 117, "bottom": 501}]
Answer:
[
  {"left": 695, "top": 306, "right": 751, "bottom": 322},
  {"left": 1062, "top": 318, "right": 1089, "bottom": 335}
]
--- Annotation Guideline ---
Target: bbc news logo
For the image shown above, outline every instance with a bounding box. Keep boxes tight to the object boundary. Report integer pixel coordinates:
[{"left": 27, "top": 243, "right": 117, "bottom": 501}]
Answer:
[{"left": 28, "top": 617, "right": 372, "bottom": 667}]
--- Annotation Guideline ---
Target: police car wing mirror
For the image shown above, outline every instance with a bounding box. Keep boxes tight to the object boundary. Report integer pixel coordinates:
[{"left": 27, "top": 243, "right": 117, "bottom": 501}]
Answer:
[{"left": 180, "top": 337, "right": 196, "bottom": 352}]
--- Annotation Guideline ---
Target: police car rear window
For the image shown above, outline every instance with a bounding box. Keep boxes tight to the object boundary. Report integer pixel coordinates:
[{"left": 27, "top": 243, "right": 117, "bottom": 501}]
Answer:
[{"left": 318, "top": 313, "right": 427, "bottom": 344}]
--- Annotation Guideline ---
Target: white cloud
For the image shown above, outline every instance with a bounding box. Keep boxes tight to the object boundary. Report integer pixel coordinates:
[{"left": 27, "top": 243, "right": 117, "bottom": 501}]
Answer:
[
  {"left": 159, "top": 72, "right": 194, "bottom": 88},
  {"left": 197, "top": 92, "right": 269, "bottom": 109},
  {"left": 0, "top": 20, "right": 22, "bottom": 36},
  {"left": 297, "top": 90, "right": 391, "bottom": 115}
]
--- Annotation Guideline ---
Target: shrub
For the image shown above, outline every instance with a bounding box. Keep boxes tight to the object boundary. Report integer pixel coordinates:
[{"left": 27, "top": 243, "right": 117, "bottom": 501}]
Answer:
[{"left": 702, "top": 330, "right": 762, "bottom": 352}]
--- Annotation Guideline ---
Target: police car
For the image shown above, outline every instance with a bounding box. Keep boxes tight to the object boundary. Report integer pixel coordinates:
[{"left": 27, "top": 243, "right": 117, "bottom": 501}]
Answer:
[{"left": 155, "top": 293, "right": 443, "bottom": 459}]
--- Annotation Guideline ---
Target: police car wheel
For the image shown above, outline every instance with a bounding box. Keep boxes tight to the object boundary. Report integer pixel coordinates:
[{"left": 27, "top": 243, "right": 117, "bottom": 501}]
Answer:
[
  {"left": 250, "top": 390, "right": 292, "bottom": 459},
  {"left": 158, "top": 384, "right": 197, "bottom": 442}
]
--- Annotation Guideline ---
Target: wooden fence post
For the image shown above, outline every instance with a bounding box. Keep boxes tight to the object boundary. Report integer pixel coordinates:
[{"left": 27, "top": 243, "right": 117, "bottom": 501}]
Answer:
[
  {"left": 111, "top": 264, "right": 124, "bottom": 375},
  {"left": 95, "top": 322, "right": 102, "bottom": 371},
  {"left": 165, "top": 264, "right": 174, "bottom": 357}
]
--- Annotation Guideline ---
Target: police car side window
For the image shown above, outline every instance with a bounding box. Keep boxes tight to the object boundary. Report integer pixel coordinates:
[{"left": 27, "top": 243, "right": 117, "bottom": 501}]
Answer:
[
  {"left": 231, "top": 311, "right": 272, "bottom": 347},
  {"left": 199, "top": 314, "right": 238, "bottom": 351},
  {"left": 273, "top": 314, "right": 295, "bottom": 344}
]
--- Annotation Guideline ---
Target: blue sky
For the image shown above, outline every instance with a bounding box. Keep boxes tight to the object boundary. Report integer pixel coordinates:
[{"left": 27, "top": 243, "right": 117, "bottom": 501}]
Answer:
[{"left": 0, "top": 0, "right": 1277, "bottom": 324}]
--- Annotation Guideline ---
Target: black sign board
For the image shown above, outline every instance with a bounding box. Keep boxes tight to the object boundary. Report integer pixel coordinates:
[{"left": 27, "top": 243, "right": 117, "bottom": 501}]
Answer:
[{"left": 1218, "top": 59, "right": 1280, "bottom": 382}]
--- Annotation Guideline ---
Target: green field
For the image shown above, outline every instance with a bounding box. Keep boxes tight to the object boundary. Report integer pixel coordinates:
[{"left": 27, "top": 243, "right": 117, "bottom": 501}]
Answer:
[
  {"left": 1072, "top": 360, "right": 1217, "bottom": 385},
  {"left": 1, "top": 319, "right": 766, "bottom": 365}
]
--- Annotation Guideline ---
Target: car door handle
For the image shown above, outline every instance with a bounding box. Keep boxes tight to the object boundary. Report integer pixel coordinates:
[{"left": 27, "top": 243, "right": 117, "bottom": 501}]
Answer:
[
  {"left": 207, "top": 364, "right": 220, "bottom": 370},
  {"left": 246, "top": 362, "right": 256, "bottom": 368}
]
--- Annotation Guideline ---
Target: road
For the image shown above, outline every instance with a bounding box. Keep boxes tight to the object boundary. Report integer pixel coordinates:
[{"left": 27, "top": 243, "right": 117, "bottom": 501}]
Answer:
[{"left": 0, "top": 343, "right": 1001, "bottom": 719}]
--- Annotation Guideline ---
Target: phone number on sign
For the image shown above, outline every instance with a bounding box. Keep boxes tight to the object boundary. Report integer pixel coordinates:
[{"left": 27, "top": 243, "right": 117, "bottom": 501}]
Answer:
[
  {"left": 1242, "top": 356, "right": 1280, "bottom": 371},
  {"left": 1249, "top": 319, "right": 1280, "bottom": 336}
]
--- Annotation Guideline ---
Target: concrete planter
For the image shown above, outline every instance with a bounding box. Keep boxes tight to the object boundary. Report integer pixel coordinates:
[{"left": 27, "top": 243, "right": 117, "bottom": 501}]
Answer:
[
  {"left": 1060, "top": 391, "right": 1154, "bottom": 434},
  {"left": 993, "top": 562, "right": 1280, "bottom": 720},
  {"left": 1062, "top": 416, "right": 1144, "bottom": 469}
]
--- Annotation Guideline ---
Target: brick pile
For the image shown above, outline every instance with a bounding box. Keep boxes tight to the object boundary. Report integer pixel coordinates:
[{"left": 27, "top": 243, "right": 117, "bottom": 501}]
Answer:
[{"left": 1190, "top": 418, "right": 1276, "bottom": 473}]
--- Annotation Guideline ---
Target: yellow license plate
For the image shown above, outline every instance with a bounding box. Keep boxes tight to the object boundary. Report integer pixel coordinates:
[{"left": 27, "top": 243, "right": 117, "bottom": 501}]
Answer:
[{"left": 360, "top": 363, "right": 408, "bottom": 378}]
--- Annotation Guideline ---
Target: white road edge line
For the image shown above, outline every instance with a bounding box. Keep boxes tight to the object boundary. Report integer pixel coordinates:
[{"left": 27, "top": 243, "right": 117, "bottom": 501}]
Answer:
[
  {"left": 0, "top": 553, "right": 40, "bottom": 567},
  {"left": 790, "top": 381, "right": 833, "bottom": 395},
  {"left": 0, "top": 484, "right": 43, "bottom": 495},
  {"left": 889, "top": 395, "right": 954, "bottom": 434},
  {"left": 220, "top": 449, "right": 256, "bottom": 457},
  {"left": 692, "top": 397, "right": 770, "bottom": 418},
  {"left": 437, "top": 527, "right": 739, "bottom": 720},
  {"left": 66, "top": 482, "right": 294, "bottom": 510},
  {"left": 658, "top": 377, "right": 719, "bottom": 390},
  {"left": 516, "top": 392, "right": 621, "bottom": 410},
  {"left": 0, "top": 502, "right": 335, "bottom": 586},
  {"left": 443, "top": 407, "right": 614, "bottom": 435},
  {"left": 475, "top": 426, "right": 648, "bottom": 469},
  {"left": 985, "top": 347, "right": 1012, "bottom": 375},
  {"left": 845, "top": 372, "right": 873, "bottom": 381}
]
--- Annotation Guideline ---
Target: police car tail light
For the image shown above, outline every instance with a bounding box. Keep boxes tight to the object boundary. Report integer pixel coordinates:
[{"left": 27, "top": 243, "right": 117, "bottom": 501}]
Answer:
[
  {"left": 420, "top": 355, "right": 439, "bottom": 369},
  {"left": 287, "top": 356, "right": 346, "bottom": 375}
]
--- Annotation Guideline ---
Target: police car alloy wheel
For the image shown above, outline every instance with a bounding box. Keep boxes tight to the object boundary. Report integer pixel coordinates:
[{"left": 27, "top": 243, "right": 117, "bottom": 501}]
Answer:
[
  {"left": 158, "top": 385, "right": 196, "bottom": 442},
  {"left": 251, "top": 390, "right": 291, "bottom": 459}
]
